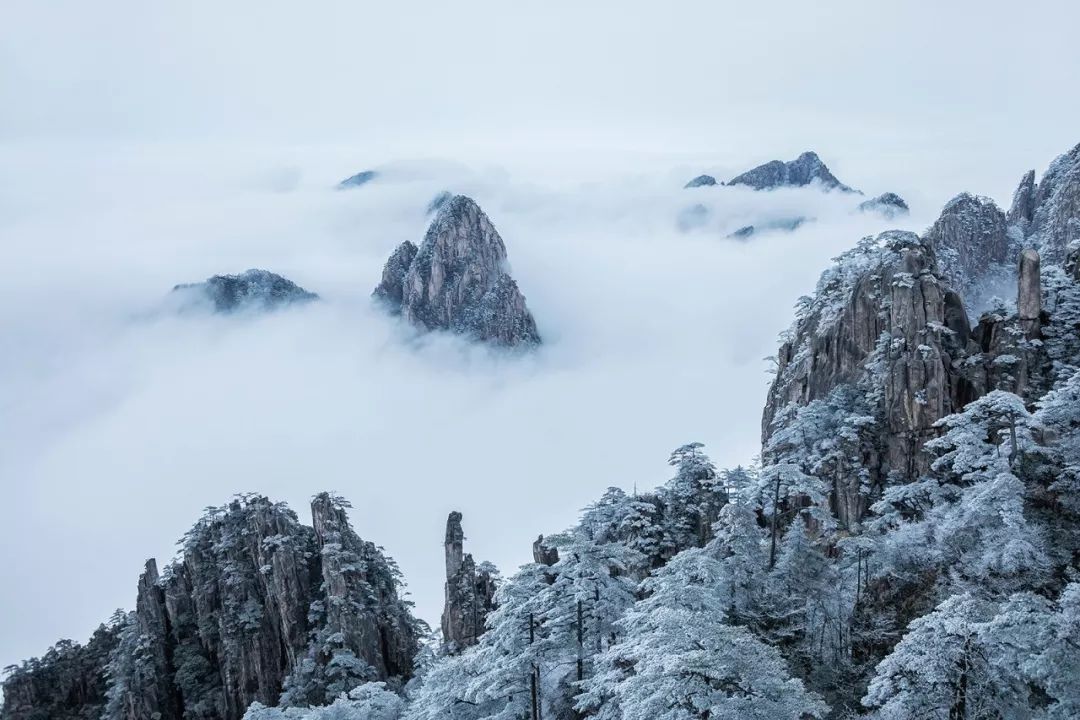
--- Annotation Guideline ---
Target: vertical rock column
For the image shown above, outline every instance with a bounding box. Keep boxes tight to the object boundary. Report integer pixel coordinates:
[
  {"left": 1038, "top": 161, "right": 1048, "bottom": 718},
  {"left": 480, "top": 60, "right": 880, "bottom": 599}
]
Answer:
[
  {"left": 440, "top": 512, "right": 497, "bottom": 653},
  {"left": 1019, "top": 248, "right": 1042, "bottom": 338}
]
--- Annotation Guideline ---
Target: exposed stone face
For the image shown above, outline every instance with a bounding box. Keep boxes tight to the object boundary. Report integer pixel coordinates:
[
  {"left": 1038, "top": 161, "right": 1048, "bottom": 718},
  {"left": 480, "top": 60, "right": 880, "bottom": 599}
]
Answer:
[
  {"left": 728, "top": 151, "right": 858, "bottom": 193},
  {"left": 684, "top": 174, "right": 718, "bottom": 188},
  {"left": 372, "top": 241, "right": 419, "bottom": 312},
  {"left": 532, "top": 535, "right": 560, "bottom": 566},
  {"left": 4, "top": 494, "right": 420, "bottom": 720},
  {"left": 1019, "top": 248, "right": 1043, "bottom": 337},
  {"left": 426, "top": 191, "right": 453, "bottom": 215},
  {"left": 1007, "top": 170, "right": 1037, "bottom": 227},
  {"left": 0, "top": 620, "right": 122, "bottom": 720},
  {"left": 440, "top": 512, "right": 497, "bottom": 654},
  {"left": 172, "top": 269, "right": 319, "bottom": 313},
  {"left": 338, "top": 170, "right": 378, "bottom": 189},
  {"left": 858, "top": 192, "right": 910, "bottom": 219},
  {"left": 308, "top": 493, "right": 419, "bottom": 683},
  {"left": 763, "top": 232, "right": 983, "bottom": 527},
  {"left": 922, "top": 193, "right": 1012, "bottom": 311},
  {"left": 374, "top": 194, "right": 541, "bottom": 346},
  {"left": 1012, "top": 142, "right": 1080, "bottom": 264}
]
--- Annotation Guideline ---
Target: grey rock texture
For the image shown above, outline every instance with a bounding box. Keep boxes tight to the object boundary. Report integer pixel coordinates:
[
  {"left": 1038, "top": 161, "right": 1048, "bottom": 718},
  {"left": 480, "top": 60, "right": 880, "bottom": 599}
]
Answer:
[
  {"left": 728, "top": 151, "right": 858, "bottom": 193},
  {"left": 1018, "top": 248, "right": 1042, "bottom": 337},
  {"left": 0, "top": 619, "right": 122, "bottom": 720},
  {"left": 338, "top": 170, "right": 378, "bottom": 189},
  {"left": 1007, "top": 169, "right": 1037, "bottom": 228},
  {"left": 763, "top": 232, "right": 983, "bottom": 528},
  {"left": 426, "top": 191, "right": 453, "bottom": 215},
  {"left": 4, "top": 494, "right": 421, "bottom": 720},
  {"left": 532, "top": 535, "right": 560, "bottom": 566},
  {"left": 684, "top": 174, "right": 718, "bottom": 188},
  {"left": 440, "top": 512, "right": 497, "bottom": 654},
  {"left": 172, "top": 269, "right": 319, "bottom": 314},
  {"left": 922, "top": 193, "right": 1012, "bottom": 310},
  {"left": 374, "top": 194, "right": 541, "bottom": 346},
  {"left": 1009, "top": 142, "right": 1080, "bottom": 264},
  {"left": 372, "top": 241, "right": 419, "bottom": 312},
  {"left": 858, "top": 192, "right": 910, "bottom": 219}
]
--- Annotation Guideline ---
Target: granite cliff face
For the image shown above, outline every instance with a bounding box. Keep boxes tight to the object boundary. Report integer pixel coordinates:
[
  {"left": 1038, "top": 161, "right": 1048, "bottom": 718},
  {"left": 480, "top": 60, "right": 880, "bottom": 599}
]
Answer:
[
  {"left": 440, "top": 512, "right": 497, "bottom": 654},
  {"left": 728, "top": 151, "right": 858, "bottom": 193},
  {"left": 1008, "top": 142, "right": 1080, "bottom": 264},
  {"left": 762, "top": 145, "right": 1080, "bottom": 531},
  {"left": 0, "top": 620, "right": 122, "bottom": 720},
  {"left": 374, "top": 195, "right": 541, "bottom": 346},
  {"left": 763, "top": 232, "right": 982, "bottom": 527},
  {"left": 922, "top": 193, "right": 1012, "bottom": 311},
  {"left": 172, "top": 270, "right": 319, "bottom": 314},
  {"left": 2, "top": 494, "right": 421, "bottom": 720}
]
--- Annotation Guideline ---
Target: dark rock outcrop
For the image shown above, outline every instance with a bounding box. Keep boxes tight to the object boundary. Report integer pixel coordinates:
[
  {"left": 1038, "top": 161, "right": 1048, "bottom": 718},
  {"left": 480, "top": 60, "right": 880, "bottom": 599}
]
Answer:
[
  {"left": 172, "top": 269, "right": 319, "bottom": 314},
  {"left": 440, "top": 512, "right": 497, "bottom": 654},
  {"left": 372, "top": 241, "right": 418, "bottom": 312},
  {"left": 1019, "top": 248, "right": 1042, "bottom": 337},
  {"left": 922, "top": 193, "right": 1012, "bottom": 311},
  {"left": 728, "top": 151, "right": 858, "bottom": 193},
  {"left": 684, "top": 174, "right": 718, "bottom": 189},
  {"left": 3, "top": 494, "right": 421, "bottom": 720},
  {"left": 532, "top": 535, "right": 559, "bottom": 566},
  {"left": 858, "top": 192, "right": 910, "bottom": 219},
  {"left": 1008, "top": 142, "right": 1080, "bottom": 264},
  {"left": 0, "top": 619, "right": 123, "bottom": 720},
  {"left": 763, "top": 232, "right": 985, "bottom": 528},
  {"left": 1007, "top": 169, "right": 1037, "bottom": 228},
  {"left": 338, "top": 170, "right": 378, "bottom": 189},
  {"left": 373, "top": 194, "right": 541, "bottom": 346}
]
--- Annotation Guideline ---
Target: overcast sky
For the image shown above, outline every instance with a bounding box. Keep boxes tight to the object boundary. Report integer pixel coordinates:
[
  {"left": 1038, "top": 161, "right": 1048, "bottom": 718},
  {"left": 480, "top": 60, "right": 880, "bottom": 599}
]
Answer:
[{"left": 2, "top": 0, "right": 1078, "bottom": 674}]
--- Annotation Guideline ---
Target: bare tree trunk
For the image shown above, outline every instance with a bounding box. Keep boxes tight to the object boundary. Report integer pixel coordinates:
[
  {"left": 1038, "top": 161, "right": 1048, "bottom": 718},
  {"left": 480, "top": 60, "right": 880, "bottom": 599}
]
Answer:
[
  {"left": 769, "top": 475, "right": 782, "bottom": 569},
  {"left": 529, "top": 612, "right": 540, "bottom": 720}
]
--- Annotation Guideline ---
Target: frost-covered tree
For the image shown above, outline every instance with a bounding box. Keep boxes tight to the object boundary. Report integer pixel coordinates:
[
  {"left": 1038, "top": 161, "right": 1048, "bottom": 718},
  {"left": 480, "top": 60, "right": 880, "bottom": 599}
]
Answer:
[
  {"left": 577, "top": 487, "right": 666, "bottom": 575},
  {"left": 864, "top": 584, "right": 1080, "bottom": 719},
  {"left": 406, "top": 564, "right": 553, "bottom": 720},
  {"left": 871, "top": 391, "right": 1050, "bottom": 595},
  {"left": 544, "top": 530, "right": 640, "bottom": 691},
  {"left": 244, "top": 682, "right": 406, "bottom": 720},
  {"left": 710, "top": 493, "right": 767, "bottom": 623},
  {"left": 658, "top": 443, "right": 725, "bottom": 552},
  {"left": 577, "top": 542, "right": 827, "bottom": 720},
  {"left": 863, "top": 594, "right": 1015, "bottom": 719}
]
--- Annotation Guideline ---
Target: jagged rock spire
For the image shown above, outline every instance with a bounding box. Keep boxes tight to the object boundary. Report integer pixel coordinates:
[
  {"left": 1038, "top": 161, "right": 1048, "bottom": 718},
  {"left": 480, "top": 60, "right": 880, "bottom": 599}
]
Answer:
[
  {"left": 728, "top": 151, "right": 858, "bottom": 193},
  {"left": 923, "top": 192, "right": 1011, "bottom": 308},
  {"left": 1009, "top": 142, "right": 1080, "bottom": 264},
  {"left": 4, "top": 494, "right": 421, "bottom": 720},
  {"left": 373, "top": 194, "right": 541, "bottom": 346},
  {"left": 440, "top": 512, "right": 497, "bottom": 654}
]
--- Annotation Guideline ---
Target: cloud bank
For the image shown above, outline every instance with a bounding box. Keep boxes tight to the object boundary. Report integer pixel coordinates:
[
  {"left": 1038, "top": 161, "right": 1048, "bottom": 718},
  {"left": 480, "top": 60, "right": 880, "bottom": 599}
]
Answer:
[{"left": 0, "top": 143, "right": 935, "bottom": 668}]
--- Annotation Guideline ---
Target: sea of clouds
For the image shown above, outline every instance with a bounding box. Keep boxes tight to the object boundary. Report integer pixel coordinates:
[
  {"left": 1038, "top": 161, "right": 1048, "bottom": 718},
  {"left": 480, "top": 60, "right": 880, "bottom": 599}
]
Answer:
[{"left": 0, "top": 142, "right": 935, "bottom": 668}]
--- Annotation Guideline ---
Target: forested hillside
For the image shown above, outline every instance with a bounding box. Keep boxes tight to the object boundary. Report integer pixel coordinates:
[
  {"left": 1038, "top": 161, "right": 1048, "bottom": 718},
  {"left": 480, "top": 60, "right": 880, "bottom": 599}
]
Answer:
[{"left": 5, "top": 142, "right": 1080, "bottom": 719}]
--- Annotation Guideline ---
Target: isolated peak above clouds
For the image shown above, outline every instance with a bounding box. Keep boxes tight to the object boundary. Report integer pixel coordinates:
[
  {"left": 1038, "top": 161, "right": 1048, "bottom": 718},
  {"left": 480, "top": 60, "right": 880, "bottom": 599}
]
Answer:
[{"left": 0, "top": 143, "right": 926, "bottom": 675}]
